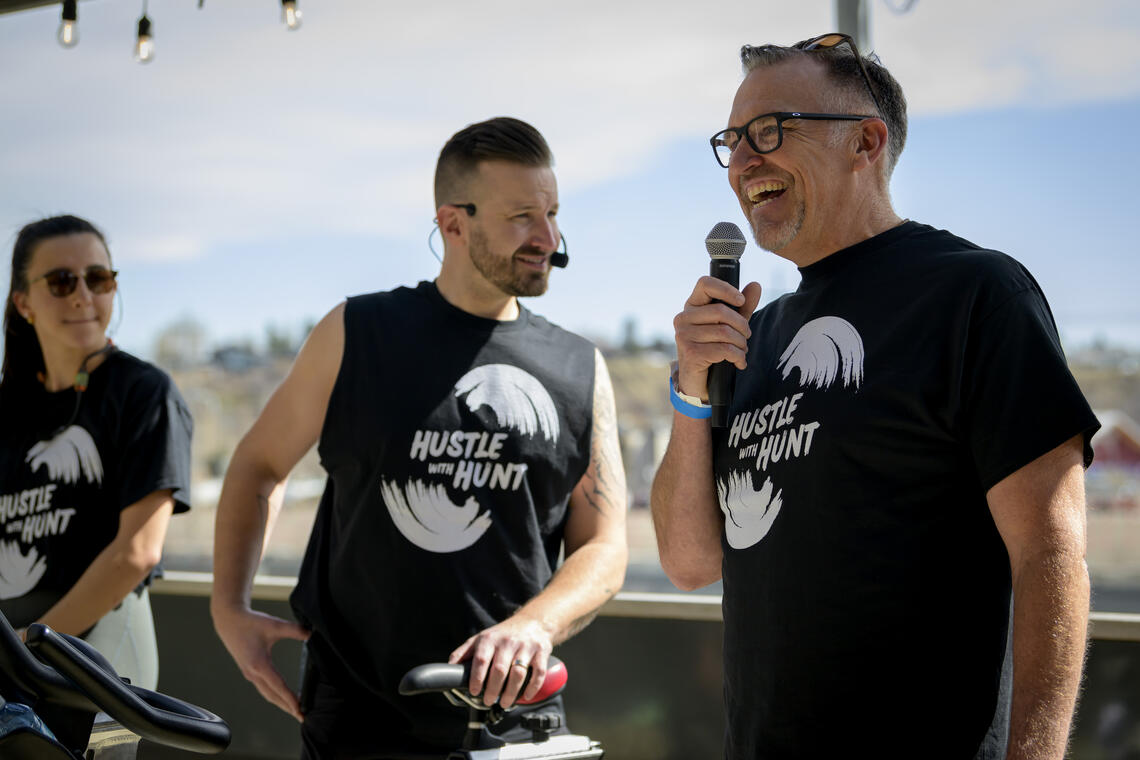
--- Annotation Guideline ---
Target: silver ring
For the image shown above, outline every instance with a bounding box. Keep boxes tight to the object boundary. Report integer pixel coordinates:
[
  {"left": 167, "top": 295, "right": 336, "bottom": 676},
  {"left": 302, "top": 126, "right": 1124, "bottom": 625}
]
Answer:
[{"left": 513, "top": 659, "right": 527, "bottom": 668}]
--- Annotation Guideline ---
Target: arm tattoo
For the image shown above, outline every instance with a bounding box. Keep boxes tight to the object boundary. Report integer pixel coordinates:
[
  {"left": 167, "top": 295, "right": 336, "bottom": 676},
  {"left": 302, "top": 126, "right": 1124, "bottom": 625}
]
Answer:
[{"left": 579, "top": 350, "right": 626, "bottom": 515}]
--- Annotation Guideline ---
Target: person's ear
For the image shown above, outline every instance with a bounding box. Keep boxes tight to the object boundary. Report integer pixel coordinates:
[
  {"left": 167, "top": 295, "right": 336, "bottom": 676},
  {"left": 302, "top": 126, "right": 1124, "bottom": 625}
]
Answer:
[
  {"left": 437, "top": 205, "right": 467, "bottom": 245},
  {"left": 11, "top": 291, "right": 32, "bottom": 322},
  {"left": 852, "top": 117, "right": 889, "bottom": 173}
]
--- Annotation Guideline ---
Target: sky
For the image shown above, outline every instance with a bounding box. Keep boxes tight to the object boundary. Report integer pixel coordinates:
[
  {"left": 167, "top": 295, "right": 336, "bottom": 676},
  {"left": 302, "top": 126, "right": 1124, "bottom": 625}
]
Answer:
[{"left": 1, "top": 0, "right": 1139, "bottom": 360}]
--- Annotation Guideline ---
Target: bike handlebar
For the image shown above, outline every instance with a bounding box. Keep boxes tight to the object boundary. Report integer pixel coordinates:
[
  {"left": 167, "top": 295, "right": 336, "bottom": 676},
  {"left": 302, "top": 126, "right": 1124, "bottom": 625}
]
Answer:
[
  {"left": 399, "top": 655, "right": 569, "bottom": 706},
  {"left": 24, "top": 624, "right": 231, "bottom": 755},
  {"left": 0, "top": 613, "right": 95, "bottom": 712}
]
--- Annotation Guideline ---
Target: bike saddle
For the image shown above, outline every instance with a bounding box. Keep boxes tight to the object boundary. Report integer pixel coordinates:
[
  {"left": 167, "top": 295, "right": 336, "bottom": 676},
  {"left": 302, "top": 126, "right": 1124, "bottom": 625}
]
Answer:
[{"left": 399, "top": 655, "right": 568, "bottom": 706}]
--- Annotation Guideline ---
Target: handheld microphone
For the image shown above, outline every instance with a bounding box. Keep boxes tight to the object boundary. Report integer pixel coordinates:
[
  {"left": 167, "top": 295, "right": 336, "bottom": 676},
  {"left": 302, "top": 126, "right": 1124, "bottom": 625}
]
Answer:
[{"left": 705, "top": 222, "right": 747, "bottom": 428}]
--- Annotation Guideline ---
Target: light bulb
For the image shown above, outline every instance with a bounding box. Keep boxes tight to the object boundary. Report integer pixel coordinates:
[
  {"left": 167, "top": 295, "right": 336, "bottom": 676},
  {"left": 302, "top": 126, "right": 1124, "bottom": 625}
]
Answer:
[
  {"left": 135, "top": 14, "right": 154, "bottom": 63},
  {"left": 57, "top": 0, "right": 78, "bottom": 48},
  {"left": 57, "top": 19, "right": 77, "bottom": 46},
  {"left": 282, "top": 0, "right": 302, "bottom": 30}
]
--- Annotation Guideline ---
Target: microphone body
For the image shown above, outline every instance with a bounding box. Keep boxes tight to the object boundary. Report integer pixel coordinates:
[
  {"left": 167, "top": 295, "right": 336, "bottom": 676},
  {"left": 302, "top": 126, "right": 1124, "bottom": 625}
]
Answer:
[{"left": 705, "top": 223, "right": 747, "bottom": 428}]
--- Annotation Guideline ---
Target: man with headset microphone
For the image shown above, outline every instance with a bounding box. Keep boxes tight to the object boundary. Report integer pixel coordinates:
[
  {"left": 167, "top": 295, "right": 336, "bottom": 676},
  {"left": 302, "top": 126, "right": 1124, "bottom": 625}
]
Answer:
[
  {"left": 211, "top": 117, "right": 627, "bottom": 759},
  {"left": 652, "top": 34, "right": 1098, "bottom": 759}
]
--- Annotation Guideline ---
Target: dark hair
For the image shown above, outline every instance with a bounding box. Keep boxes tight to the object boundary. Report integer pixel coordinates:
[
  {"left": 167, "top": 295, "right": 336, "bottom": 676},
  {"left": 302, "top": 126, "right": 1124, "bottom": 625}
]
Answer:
[
  {"left": 740, "top": 40, "right": 908, "bottom": 176},
  {"left": 1, "top": 215, "right": 111, "bottom": 392},
  {"left": 433, "top": 117, "right": 554, "bottom": 209}
]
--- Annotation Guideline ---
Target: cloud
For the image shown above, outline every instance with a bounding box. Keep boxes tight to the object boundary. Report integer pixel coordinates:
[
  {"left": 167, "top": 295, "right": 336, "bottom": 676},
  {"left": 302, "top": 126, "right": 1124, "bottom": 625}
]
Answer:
[
  {"left": 114, "top": 234, "right": 204, "bottom": 263},
  {"left": 875, "top": 0, "right": 1140, "bottom": 113},
  {"left": 0, "top": 0, "right": 1137, "bottom": 266}
]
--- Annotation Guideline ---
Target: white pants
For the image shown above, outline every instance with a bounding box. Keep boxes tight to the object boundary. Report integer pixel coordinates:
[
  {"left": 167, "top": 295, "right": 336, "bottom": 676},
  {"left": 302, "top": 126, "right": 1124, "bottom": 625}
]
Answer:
[{"left": 83, "top": 588, "right": 159, "bottom": 690}]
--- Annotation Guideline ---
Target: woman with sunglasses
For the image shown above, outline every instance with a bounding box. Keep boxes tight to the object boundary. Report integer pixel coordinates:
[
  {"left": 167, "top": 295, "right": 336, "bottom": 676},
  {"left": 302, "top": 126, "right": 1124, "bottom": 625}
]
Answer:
[{"left": 0, "top": 214, "right": 192, "bottom": 690}]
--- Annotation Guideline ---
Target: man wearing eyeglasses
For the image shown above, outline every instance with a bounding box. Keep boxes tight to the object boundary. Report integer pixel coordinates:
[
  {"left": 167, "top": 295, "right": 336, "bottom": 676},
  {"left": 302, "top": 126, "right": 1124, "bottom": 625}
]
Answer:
[
  {"left": 652, "top": 34, "right": 1098, "bottom": 759},
  {"left": 211, "top": 117, "right": 628, "bottom": 759}
]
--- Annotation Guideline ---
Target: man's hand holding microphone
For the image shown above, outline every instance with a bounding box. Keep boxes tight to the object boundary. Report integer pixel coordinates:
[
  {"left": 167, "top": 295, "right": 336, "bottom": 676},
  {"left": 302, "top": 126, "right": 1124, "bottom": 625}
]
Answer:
[{"left": 672, "top": 222, "right": 763, "bottom": 427}]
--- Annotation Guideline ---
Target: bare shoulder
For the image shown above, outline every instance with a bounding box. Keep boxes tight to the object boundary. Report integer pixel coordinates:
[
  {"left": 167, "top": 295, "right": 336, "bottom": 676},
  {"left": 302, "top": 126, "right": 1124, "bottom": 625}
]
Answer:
[
  {"left": 299, "top": 302, "right": 346, "bottom": 370},
  {"left": 592, "top": 347, "right": 614, "bottom": 400},
  {"left": 568, "top": 348, "right": 626, "bottom": 524},
  {"left": 282, "top": 302, "right": 345, "bottom": 398},
  {"left": 241, "top": 302, "right": 347, "bottom": 467}
]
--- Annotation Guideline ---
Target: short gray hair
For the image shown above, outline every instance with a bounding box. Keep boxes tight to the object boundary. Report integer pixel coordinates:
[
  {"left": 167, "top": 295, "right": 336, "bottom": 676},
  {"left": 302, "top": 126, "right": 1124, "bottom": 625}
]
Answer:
[{"left": 740, "top": 40, "right": 908, "bottom": 177}]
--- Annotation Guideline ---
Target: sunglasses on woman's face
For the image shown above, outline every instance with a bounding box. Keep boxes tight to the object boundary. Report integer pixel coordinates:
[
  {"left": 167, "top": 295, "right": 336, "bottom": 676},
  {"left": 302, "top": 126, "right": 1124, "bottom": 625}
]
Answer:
[{"left": 28, "top": 267, "right": 118, "bottom": 298}]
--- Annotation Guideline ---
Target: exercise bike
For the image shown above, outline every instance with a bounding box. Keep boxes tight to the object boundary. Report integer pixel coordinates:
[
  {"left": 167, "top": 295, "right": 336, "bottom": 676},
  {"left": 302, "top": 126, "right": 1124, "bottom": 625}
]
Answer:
[
  {"left": 0, "top": 610, "right": 230, "bottom": 759},
  {"left": 399, "top": 655, "right": 603, "bottom": 759}
]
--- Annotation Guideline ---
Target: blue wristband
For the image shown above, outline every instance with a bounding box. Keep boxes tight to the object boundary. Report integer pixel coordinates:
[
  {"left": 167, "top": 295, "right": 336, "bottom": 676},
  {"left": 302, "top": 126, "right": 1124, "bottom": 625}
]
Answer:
[{"left": 669, "top": 376, "right": 711, "bottom": 419}]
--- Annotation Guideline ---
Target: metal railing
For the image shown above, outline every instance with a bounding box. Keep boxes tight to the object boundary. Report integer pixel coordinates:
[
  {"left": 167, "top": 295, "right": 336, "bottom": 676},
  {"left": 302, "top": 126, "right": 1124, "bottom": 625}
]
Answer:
[{"left": 154, "top": 571, "right": 1140, "bottom": 641}]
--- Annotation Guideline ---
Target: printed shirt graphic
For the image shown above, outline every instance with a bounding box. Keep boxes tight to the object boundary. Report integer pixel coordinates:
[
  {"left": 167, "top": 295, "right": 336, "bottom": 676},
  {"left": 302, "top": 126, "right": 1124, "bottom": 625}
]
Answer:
[
  {"left": 0, "top": 426, "right": 102, "bottom": 600},
  {"left": 718, "top": 316, "right": 863, "bottom": 549},
  {"left": 26, "top": 425, "right": 104, "bottom": 486},
  {"left": 381, "top": 364, "right": 561, "bottom": 553},
  {"left": 0, "top": 352, "right": 192, "bottom": 629}
]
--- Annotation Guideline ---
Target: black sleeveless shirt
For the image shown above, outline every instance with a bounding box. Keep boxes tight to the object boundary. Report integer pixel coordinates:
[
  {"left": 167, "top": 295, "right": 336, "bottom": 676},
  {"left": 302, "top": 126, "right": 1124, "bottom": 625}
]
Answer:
[{"left": 290, "top": 281, "right": 596, "bottom": 739}]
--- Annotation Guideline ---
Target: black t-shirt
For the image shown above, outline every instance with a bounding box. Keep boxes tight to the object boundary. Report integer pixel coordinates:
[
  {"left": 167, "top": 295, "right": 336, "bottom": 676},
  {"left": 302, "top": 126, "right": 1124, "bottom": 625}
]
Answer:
[
  {"left": 713, "top": 222, "right": 1099, "bottom": 759},
  {"left": 290, "top": 282, "right": 596, "bottom": 750},
  {"left": 0, "top": 351, "right": 192, "bottom": 628}
]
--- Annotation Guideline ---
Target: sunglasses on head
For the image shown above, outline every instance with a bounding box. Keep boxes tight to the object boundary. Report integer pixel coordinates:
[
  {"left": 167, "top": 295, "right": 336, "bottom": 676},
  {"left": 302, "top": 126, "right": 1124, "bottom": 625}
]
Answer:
[
  {"left": 793, "top": 33, "right": 883, "bottom": 116},
  {"left": 28, "top": 267, "right": 118, "bottom": 298},
  {"left": 740, "top": 32, "right": 884, "bottom": 117}
]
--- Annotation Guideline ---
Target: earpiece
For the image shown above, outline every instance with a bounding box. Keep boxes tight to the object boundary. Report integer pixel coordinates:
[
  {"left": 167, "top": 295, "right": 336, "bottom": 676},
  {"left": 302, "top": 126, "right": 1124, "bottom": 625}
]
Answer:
[{"left": 550, "top": 233, "right": 569, "bottom": 268}]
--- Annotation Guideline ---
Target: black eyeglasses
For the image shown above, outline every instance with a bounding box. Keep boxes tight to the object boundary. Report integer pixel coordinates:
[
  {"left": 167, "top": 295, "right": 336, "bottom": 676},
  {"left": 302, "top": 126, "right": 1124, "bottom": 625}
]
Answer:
[
  {"left": 28, "top": 267, "right": 118, "bottom": 298},
  {"left": 709, "top": 111, "right": 872, "bottom": 168}
]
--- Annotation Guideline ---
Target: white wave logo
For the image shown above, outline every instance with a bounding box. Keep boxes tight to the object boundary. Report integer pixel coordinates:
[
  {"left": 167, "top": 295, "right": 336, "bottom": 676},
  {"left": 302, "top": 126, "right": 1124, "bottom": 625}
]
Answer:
[
  {"left": 380, "top": 478, "right": 492, "bottom": 553},
  {"left": 777, "top": 316, "right": 864, "bottom": 391},
  {"left": 718, "top": 471, "right": 783, "bottom": 549},
  {"left": 0, "top": 540, "right": 48, "bottom": 600},
  {"left": 454, "top": 365, "right": 559, "bottom": 443},
  {"left": 26, "top": 426, "right": 103, "bottom": 485}
]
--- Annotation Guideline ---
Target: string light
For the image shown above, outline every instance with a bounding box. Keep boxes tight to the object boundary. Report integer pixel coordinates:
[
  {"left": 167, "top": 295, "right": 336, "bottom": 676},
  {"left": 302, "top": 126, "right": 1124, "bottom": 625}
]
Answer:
[
  {"left": 135, "top": 1, "right": 154, "bottom": 63},
  {"left": 281, "top": 0, "right": 301, "bottom": 30},
  {"left": 57, "top": 0, "right": 78, "bottom": 48},
  {"left": 47, "top": 1, "right": 304, "bottom": 58}
]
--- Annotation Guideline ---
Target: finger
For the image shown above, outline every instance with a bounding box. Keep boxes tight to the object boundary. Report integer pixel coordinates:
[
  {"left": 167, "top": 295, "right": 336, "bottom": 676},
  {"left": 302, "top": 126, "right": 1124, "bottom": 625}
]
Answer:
[
  {"left": 729, "top": 342, "right": 752, "bottom": 371},
  {"left": 500, "top": 655, "right": 531, "bottom": 709},
  {"left": 520, "top": 653, "right": 549, "bottom": 703},
  {"left": 481, "top": 649, "right": 516, "bottom": 707},
  {"left": 677, "top": 297, "right": 753, "bottom": 341},
  {"left": 675, "top": 329, "right": 751, "bottom": 381},
  {"left": 260, "top": 682, "right": 301, "bottom": 722},
  {"left": 676, "top": 318, "right": 752, "bottom": 354},
  {"left": 726, "top": 281, "right": 764, "bottom": 370},
  {"left": 247, "top": 658, "right": 303, "bottom": 722},
  {"left": 251, "top": 670, "right": 303, "bottom": 722},
  {"left": 739, "top": 281, "right": 763, "bottom": 319},
  {"left": 467, "top": 639, "right": 496, "bottom": 697},
  {"left": 448, "top": 636, "right": 474, "bottom": 666},
  {"left": 677, "top": 310, "right": 754, "bottom": 351},
  {"left": 683, "top": 338, "right": 751, "bottom": 372},
  {"left": 270, "top": 618, "right": 311, "bottom": 643},
  {"left": 686, "top": 276, "right": 747, "bottom": 308}
]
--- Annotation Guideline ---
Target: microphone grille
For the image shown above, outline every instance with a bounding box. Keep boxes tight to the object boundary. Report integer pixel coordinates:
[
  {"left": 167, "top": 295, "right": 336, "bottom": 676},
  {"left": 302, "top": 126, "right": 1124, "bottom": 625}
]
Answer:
[{"left": 705, "top": 222, "right": 746, "bottom": 259}]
